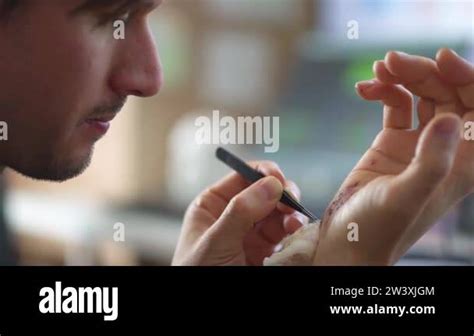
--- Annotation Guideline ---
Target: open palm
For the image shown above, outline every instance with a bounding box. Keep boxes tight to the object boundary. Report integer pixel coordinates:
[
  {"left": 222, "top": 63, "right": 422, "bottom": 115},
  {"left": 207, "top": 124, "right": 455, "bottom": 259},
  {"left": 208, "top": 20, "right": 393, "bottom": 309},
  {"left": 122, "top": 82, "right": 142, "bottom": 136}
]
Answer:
[{"left": 313, "top": 49, "right": 474, "bottom": 265}]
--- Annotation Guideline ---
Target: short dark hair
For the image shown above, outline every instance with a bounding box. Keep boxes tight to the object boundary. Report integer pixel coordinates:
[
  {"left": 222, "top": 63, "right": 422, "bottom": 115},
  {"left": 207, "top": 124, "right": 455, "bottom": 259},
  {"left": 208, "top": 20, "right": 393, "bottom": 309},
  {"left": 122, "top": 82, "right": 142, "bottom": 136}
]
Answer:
[{"left": 0, "top": 0, "right": 20, "bottom": 18}]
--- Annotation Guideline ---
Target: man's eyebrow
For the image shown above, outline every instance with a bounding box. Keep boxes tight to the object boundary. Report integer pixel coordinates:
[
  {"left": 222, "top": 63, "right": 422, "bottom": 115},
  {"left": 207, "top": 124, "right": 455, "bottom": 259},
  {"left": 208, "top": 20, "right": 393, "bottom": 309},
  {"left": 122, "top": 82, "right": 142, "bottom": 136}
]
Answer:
[{"left": 70, "top": 0, "right": 159, "bottom": 17}]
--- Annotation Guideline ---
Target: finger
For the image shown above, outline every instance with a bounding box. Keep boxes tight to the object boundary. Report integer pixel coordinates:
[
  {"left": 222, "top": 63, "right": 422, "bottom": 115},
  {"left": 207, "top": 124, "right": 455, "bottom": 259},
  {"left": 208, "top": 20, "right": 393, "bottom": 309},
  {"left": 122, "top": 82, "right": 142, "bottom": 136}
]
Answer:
[
  {"left": 255, "top": 199, "right": 306, "bottom": 245},
  {"left": 394, "top": 110, "right": 474, "bottom": 261},
  {"left": 197, "top": 160, "right": 289, "bottom": 221},
  {"left": 283, "top": 212, "right": 306, "bottom": 234},
  {"left": 452, "top": 111, "right": 474, "bottom": 191},
  {"left": 436, "top": 48, "right": 474, "bottom": 85},
  {"left": 254, "top": 211, "right": 287, "bottom": 245},
  {"left": 243, "top": 230, "right": 276, "bottom": 266},
  {"left": 277, "top": 180, "right": 301, "bottom": 214},
  {"left": 417, "top": 98, "right": 435, "bottom": 130},
  {"left": 384, "top": 51, "right": 458, "bottom": 104},
  {"left": 208, "top": 176, "right": 283, "bottom": 246},
  {"left": 207, "top": 160, "right": 286, "bottom": 203},
  {"left": 436, "top": 48, "right": 474, "bottom": 109},
  {"left": 192, "top": 187, "right": 229, "bottom": 220},
  {"left": 390, "top": 114, "right": 462, "bottom": 220},
  {"left": 356, "top": 79, "right": 414, "bottom": 129},
  {"left": 374, "top": 59, "right": 461, "bottom": 124},
  {"left": 373, "top": 60, "right": 398, "bottom": 84}
]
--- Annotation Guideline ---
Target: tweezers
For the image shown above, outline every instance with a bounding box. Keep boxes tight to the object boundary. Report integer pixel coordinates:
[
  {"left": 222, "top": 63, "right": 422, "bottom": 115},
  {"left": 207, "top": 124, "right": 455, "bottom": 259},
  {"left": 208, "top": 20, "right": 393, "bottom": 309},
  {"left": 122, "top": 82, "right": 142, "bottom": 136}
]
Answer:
[{"left": 216, "top": 147, "right": 318, "bottom": 222}]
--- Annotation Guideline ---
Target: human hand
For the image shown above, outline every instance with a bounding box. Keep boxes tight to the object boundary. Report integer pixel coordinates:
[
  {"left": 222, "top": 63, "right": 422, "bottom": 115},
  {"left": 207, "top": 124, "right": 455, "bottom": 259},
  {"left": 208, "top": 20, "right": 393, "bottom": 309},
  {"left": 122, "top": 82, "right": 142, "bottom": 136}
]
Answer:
[
  {"left": 309, "top": 50, "right": 473, "bottom": 265},
  {"left": 172, "top": 161, "right": 305, "bottom": 266},
  {"left": 355, "top": 49, "right": 474, "bottom": 259}
]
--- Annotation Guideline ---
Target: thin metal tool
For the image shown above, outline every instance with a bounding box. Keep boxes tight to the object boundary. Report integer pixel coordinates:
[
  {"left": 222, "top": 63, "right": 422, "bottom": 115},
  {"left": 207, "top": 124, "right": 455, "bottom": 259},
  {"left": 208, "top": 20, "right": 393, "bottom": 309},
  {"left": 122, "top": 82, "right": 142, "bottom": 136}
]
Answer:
[{"left": 216, "top": 147, "right": 318, "bottom": 222}]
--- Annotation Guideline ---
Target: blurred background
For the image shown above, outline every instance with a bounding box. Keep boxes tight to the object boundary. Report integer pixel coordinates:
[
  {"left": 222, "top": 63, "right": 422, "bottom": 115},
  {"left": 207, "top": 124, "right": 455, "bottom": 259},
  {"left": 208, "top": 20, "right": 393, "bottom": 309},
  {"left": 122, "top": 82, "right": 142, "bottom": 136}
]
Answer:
[{"left": 1, "top": 0, "right": 473, "bottom": 266}]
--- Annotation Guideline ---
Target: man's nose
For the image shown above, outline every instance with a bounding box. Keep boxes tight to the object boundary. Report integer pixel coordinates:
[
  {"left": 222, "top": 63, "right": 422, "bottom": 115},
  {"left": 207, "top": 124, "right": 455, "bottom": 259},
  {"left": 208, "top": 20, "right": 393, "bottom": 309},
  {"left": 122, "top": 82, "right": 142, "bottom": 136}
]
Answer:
[{"left": 109, "top": 28, "right": 163, "bottom": 98}]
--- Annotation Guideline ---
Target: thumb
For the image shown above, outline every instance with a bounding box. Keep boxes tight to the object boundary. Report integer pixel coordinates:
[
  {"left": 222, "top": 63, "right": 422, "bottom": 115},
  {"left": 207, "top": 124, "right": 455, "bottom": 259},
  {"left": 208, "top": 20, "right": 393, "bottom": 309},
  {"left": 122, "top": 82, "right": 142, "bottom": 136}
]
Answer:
[
  {"left": 390, "top": 114, "right": 461, "bottom": 217},
  {"left": 209, "top": 176, "right": 283, "bottom": 244}
]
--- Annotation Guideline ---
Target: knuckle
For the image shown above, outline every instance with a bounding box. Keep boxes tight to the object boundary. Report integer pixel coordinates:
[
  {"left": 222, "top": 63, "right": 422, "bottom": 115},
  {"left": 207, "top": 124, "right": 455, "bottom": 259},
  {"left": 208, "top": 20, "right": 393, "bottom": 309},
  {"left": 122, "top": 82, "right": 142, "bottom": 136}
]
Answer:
[
  {"left": 257, "top": 160, "right": 280, "bottom": 172},
  {"left": 190, "top": 188, "right": 225, "bottom": 218},
  {"left": 194, "top": 188, "right": 214, "bottom": 208},
  {"left": 227, "top": 195, "right": 248, "bottom": 215}
]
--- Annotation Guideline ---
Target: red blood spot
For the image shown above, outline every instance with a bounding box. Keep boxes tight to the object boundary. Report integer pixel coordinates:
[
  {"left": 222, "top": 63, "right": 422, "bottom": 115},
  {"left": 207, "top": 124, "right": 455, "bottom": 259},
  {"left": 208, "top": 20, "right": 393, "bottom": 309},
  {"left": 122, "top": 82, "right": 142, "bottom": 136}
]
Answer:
[{"left": 322, "top": 181, "right": 361, "bottom": 225}]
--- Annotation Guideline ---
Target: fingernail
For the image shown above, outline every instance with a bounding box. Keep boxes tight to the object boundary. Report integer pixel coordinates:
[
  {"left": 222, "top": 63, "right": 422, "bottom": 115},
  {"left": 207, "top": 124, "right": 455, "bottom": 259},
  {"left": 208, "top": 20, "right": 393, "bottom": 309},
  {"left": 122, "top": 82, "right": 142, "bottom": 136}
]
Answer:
[
  {"left": 285, "top": 188, "right": 299, "bottom": 202},
  {"left": 449, "top": 49, "right": 459, "bottom": 57},
  {"left": 372, "top": 60, "right": 382, "bottom": 72},
  {"left": 394, "top": 51, "right": 409, "bottom": 57},
  {"left": 259, "top": 177, "right": 282, "bottom": 201},
  {"left": 355, "top": 80, "right": 376, "bottom": 91},
  {"left": 438, "top": 48, "right": 460, "bottom": 61},
  {"left": 292, "top": 212, "right": 306, "bottom": 226}
]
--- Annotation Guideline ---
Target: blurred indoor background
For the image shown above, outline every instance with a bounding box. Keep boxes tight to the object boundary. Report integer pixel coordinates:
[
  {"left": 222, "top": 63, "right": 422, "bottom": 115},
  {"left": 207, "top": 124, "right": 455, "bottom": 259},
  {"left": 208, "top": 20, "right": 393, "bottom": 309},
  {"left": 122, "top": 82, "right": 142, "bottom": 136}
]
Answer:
[{"left": 1, "top": 0, "right": 473, "bottom": 265}]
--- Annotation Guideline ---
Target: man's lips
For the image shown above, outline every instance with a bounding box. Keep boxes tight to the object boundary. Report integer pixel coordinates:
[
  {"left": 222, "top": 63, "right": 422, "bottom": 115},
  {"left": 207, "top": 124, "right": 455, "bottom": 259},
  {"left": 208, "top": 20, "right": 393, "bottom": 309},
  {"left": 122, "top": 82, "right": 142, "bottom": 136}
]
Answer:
[
  {"left": 85, "top": 113, "right": 117, "bottom": 123},
  {"left": 82, "top": 114, "right": 117, "bottom": 136}
]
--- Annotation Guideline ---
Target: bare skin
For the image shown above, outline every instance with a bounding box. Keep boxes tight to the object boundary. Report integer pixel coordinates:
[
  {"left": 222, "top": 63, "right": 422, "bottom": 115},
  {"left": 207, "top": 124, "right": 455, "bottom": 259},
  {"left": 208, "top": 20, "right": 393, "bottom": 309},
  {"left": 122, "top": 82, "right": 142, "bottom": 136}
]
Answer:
[
  {"left": 313, "top": 49, "right": 474, "bottom": 265},
  {"left": 0, "top": 0, "right": 163, "bottom": 181},
  {"left": 1, "top": 3, "right": 471, "bottom": 266},
  {"left": 175, "top": 50, "right": 473, "bottom": 266}
]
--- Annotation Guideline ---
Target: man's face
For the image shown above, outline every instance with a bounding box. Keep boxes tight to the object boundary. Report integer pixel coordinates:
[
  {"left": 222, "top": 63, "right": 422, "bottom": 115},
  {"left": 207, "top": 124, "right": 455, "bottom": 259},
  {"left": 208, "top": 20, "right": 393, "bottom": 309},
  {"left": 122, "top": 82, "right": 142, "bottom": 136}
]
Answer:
[{"left": 0, "top": 0, "right": 163, "bottom": 181}]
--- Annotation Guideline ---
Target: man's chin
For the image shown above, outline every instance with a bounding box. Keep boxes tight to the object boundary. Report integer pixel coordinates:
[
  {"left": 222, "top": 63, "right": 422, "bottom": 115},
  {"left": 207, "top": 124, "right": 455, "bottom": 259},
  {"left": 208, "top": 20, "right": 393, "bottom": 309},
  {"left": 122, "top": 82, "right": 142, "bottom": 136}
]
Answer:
[{"left": 11, "top": 149, "right": 94, "bottom": 182}]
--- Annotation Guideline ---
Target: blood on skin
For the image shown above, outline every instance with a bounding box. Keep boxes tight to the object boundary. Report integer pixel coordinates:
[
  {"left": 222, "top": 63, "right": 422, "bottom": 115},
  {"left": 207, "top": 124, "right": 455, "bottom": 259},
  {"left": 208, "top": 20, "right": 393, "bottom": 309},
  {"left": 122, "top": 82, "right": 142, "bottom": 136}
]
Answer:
[{"left": 324, "top": 181, "right": 360, "bottom": 220}]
